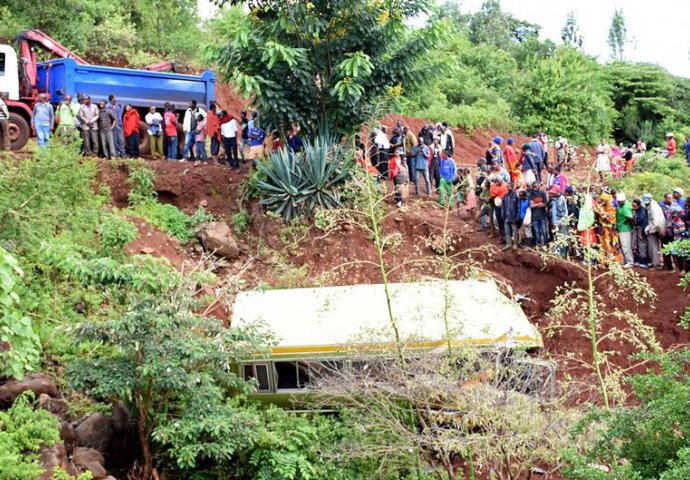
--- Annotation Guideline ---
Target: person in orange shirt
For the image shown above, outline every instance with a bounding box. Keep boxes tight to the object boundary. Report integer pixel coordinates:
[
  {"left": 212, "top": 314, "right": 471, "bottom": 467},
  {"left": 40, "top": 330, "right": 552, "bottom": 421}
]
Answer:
[
  {"left": 667, "top": 133, "right": 677, "bottom": 157},
  {"left": 504, "top": 137, "right": 521, "bottom": 185},
  {"left": 206, "top": 102, "right": 221, "bottom": 164},
  {"left": 123, "top": 105, "right": 141, "bottom": 158},
  {"left": 489, "top": 177, "right": 509, "bottom": 238}
]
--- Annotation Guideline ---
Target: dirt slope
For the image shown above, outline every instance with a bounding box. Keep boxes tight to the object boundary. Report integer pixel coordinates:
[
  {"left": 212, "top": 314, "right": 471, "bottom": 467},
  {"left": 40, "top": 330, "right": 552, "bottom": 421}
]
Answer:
[{"left": 100, "top": 159, "right": 690, "bottom": 394}]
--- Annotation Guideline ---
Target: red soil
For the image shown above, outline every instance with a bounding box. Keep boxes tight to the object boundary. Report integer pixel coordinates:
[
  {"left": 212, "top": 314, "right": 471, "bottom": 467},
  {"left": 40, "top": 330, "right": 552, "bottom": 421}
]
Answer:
[
  {"left": 100, "top": 159, "right": 690, "bottom": 394},
  {"left": 215, "top": 82, "right": 250, "bottom": 119},
  {"left": 380, "top": 113, "right": 532, "bottom": 167},
  {"left": 124, "top": 216, "right": 187, "bottom": 269}
]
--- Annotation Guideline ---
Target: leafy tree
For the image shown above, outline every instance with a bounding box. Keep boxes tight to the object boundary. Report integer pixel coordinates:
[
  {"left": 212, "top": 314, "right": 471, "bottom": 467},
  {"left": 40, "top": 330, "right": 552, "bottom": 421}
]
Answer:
[
  {"left": 561, "top": 11, "right": 583, "bottom": 49},
  {"left": 235, "top": 408, "right": 353, "bottom": 480},
  {"left": 606, "top": 62, "right": 675, "bottom": 145},
  {"left": 0, "top": 247, "right": 40, "bottom": 379},
  {"left": 565, "top": 351, "right": 690, "bottom": 479},
  {"left": 129, "top": 0, "right": 202, "bottom": 58},
  {"left": 0, "top": 392, "right": 60, "bottom": 480},
  {"left": 608, "top": 7, "right": 627, "bottom": 60},
  {"left": 68, "top": 291, "right": 273, "bottom": 479},
  {"left": 513, "top": 46, "right": 615, "bottom": 144},
  {"left": 208, "top": 0, "right": 445, "bottom": 135},
  {"left": 0, "top": 0, "right": 202, "bottom": 63},
  {"left": 468, "top": 0, "right": 540, "bottom": 50}
]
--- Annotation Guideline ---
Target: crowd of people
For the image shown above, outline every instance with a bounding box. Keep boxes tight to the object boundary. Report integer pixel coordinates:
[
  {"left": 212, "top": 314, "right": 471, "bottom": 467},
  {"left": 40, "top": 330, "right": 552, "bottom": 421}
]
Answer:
[
  {"left": 3, "top": 91, "right": 690, "bottom": 274},
  {"left": 355, "top": 122, "right": 690, "bottom": 273},
  {"left": 4, "top": 93, "right": 272, "bottom": 166}
]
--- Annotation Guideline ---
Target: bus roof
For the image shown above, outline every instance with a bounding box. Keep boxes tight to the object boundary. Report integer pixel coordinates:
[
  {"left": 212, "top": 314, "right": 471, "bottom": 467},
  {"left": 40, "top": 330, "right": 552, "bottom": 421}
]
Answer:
[{"left": 232, "top": 279, "right": 543, "bottom": 357}]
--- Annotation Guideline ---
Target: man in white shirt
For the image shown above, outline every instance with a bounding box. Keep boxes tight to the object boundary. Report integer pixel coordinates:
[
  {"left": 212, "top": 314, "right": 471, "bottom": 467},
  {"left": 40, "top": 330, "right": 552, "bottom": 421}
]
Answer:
[
  {"left": 182, "top": 100, "right": 206, "bottom": 161},
  {"left": 374, "top": 126, "right": 391, "bottom": 177},
  {"left": 145, "top": 106, "right": 164, "bottom": 159},
  {"left": 220, "top": 112, "right": 239, "bottom": 169}
]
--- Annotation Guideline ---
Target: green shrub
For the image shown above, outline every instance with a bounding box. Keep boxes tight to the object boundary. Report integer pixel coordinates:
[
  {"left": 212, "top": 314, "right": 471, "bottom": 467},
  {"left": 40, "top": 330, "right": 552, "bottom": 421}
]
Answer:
[
  {"left": 0, "top": 142, "right": 102, "bottom": 250},
  {"left": 634, "top": 154, "right": 690, "bottom": 179},
  {"left": 612, "top": 155, "right": 690, "bottom": 199},
  {"left": 232, "top": 209, "right": 252, "bottom": 234},
  {"left": 131, "top": 203, "right": 196, "bottom": 242},
  {"left": 0, "top": 392, "right": 60, "bottom": 480},
  {"left": 661, "top": 448, "right": 690, "bottom": 480},
  {"left": 565, "top": 351, "right": 690, "bottom": 479},
  {"left": 127, "top": 163, "right": 157, "bottom": 205},
  {"left": 99, "top": 214, "right": 138, "bottom": 253},
  {"left": 0, "top": 246, "right": 40, "bottom": 379},
  {"left": 126, "top": 163, "right": 213, "bottom": 243},
  {"left": 257, "top": 137, "right": 354, "bottom": 221},
  {"left": 610, "top": 172, "right": 677, "bottom": 200}
]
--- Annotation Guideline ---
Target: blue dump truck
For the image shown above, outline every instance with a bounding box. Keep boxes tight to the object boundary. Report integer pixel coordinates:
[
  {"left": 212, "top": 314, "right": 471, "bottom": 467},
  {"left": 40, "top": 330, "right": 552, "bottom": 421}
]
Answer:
[
  {"left": 1, "top": 30, "right": 215, "bottom": 152},
  {"left": 36, "top": 59, "right": 216, "bottom": 154}
]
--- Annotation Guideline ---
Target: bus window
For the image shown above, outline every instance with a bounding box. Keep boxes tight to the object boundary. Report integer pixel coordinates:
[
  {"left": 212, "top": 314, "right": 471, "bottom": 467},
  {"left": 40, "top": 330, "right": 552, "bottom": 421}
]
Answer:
[
  {"left": 275, "top": 361, "right": 316, "bottom": 390},
  {"left": 255, "top": 364, "right": 270, "bottom": 392},
  {"left": 296, "top": 362, "right": 311, "bottom": 388},
  {"left": 242, "top": 363, "right": 272, "bottom": 392},
  {"left": 0, "top": 53, "right": 5, "bottom": 76},
  {"left": 275, "top": 361, "right": 299, "bottom": 389}
]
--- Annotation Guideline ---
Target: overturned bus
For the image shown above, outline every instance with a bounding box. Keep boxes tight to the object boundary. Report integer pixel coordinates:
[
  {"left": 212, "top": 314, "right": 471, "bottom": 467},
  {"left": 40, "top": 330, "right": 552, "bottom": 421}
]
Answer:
[{"left": 231, "top": 278, "right": 555, "bottom": 406}]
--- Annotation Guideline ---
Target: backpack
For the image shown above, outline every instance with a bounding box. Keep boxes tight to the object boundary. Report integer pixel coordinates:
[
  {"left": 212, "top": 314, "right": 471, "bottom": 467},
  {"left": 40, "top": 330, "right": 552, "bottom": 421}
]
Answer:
[{"left": 150, "top": 117, "right": 161, "bottom": 136}]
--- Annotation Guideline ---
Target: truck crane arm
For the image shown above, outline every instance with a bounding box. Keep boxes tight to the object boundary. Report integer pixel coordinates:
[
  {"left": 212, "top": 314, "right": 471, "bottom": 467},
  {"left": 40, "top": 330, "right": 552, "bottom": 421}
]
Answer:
[
  {"left": 17, "top": 29, "right": 89, "bottom": 64},
  {"left": 16, "top": 29, "right": 89, "bottom": 99}
]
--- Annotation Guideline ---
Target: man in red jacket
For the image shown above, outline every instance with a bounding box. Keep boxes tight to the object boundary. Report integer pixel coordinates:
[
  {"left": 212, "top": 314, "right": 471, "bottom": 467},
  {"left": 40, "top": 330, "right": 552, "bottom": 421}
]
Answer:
[{"left": 206, "top": 102, "right": 221, "bottom": 164}]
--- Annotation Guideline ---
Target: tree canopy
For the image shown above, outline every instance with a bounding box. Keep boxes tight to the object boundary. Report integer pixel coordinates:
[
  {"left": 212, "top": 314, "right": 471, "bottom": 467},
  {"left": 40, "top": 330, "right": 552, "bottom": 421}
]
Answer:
[
  {"left": 207, "top": 0, "right": 446, "bottom": 135},
  {"left": 608, "top": 8, "right": 627, "bottom": 61}
]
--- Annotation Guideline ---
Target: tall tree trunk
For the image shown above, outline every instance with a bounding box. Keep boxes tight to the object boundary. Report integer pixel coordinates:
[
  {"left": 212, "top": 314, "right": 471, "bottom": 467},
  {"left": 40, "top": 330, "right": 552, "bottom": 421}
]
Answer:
[
  {"left": 135, "top": 388, "right": 153, "bottom": 480},
  {"left": 138, "top": 410, "right": 152, "bottom": 479}
]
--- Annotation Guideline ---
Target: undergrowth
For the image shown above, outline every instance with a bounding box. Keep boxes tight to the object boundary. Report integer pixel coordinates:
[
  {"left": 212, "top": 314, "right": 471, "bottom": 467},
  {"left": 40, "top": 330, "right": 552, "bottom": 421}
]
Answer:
[
  {"left": 125, "top": 162, "right": 214, "bottom": 243},
  {"left": 611, "top": 154, "right": 690, "bottom": 199}
]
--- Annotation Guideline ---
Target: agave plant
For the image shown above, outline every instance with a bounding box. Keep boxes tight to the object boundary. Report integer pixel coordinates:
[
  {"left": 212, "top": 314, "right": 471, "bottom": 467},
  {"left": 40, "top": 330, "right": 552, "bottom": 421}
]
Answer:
[{"left": 256, "top": 136, "right": 354, "bottom": 221}]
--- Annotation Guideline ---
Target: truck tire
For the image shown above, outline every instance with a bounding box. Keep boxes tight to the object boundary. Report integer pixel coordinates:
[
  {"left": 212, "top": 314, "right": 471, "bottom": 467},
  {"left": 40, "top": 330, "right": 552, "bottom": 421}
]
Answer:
[
  {"left": 8, "top": 113, "right": 30, "bottom": 151},
  {"left": 138, "top": 121, "right": 151, "bottom": 156}
]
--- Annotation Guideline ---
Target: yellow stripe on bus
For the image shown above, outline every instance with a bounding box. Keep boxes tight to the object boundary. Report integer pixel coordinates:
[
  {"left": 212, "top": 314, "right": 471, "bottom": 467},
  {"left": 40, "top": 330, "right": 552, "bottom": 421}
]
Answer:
[{"left": 269, "top": 336, "right": 543, "bottom": 355}]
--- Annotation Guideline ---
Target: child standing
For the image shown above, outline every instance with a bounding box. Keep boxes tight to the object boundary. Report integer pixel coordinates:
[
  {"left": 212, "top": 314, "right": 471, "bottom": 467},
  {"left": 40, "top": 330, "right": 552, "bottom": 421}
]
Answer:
[
  {"left": 390, "top": 153, "right": 409, "bottom": 211},
  {"left": 194, "top": 113, "right": 208, "bottom": 163},
  {"left": 670, "top": 206, "right": 688, "bottom": 274},
  {"left": 439, "top": 154, "right": 457, "bottom": 208}
]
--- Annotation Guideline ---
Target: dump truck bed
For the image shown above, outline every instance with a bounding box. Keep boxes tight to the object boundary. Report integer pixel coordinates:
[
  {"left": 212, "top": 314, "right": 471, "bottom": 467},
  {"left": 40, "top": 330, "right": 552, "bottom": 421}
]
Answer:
[{"left": 36, "top": 58, "right": 215, "bottom": 108}]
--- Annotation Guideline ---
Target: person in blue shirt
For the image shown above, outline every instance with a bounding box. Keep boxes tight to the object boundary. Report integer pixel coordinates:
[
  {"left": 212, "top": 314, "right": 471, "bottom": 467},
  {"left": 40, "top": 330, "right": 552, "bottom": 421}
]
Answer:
[
  {"left": 31, "top": 94, "right": 54, "bottom": 148},
  {"left": 529, "top": 135, "right": 545, "bottom": 182},
  {"left": 517, "top": 189, "right": 531, "bottom": 248},
  {"left": 411, "top": 137, "right": 431, "bottom": 196},
  {"left": 673, "top": 188, "right": 686, "bottom": 209},
  {"left": 286, "top": 126, "right": 304, "bottom": 154},
  {"left": 550, "top": 185, "right": 569, "bottom": 257},
  {"left": 684, "top": 137, "right": 690, "bottom": 167},
  {"left": 439, "top": 154, "right": 457, "bottom": 207},
  {"left": 106, "top": 94, "right": 126, "bottom": 157}
]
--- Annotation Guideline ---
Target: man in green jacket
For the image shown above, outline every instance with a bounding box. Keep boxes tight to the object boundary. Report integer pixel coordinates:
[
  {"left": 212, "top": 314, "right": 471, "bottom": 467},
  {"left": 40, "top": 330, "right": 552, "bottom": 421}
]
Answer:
[
  {"left": 616, "top": 192, "right": 634, "bottom": 268},
  {"left": 56, "top": 95, "right": 80, "bottom": 145}
]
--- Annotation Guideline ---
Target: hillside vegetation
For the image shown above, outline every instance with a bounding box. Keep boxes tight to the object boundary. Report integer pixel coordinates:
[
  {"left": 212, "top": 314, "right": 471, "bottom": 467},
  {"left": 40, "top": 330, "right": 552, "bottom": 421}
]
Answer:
[{"left": 2, "top": 1, "right": 690, "bottom": 480}]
